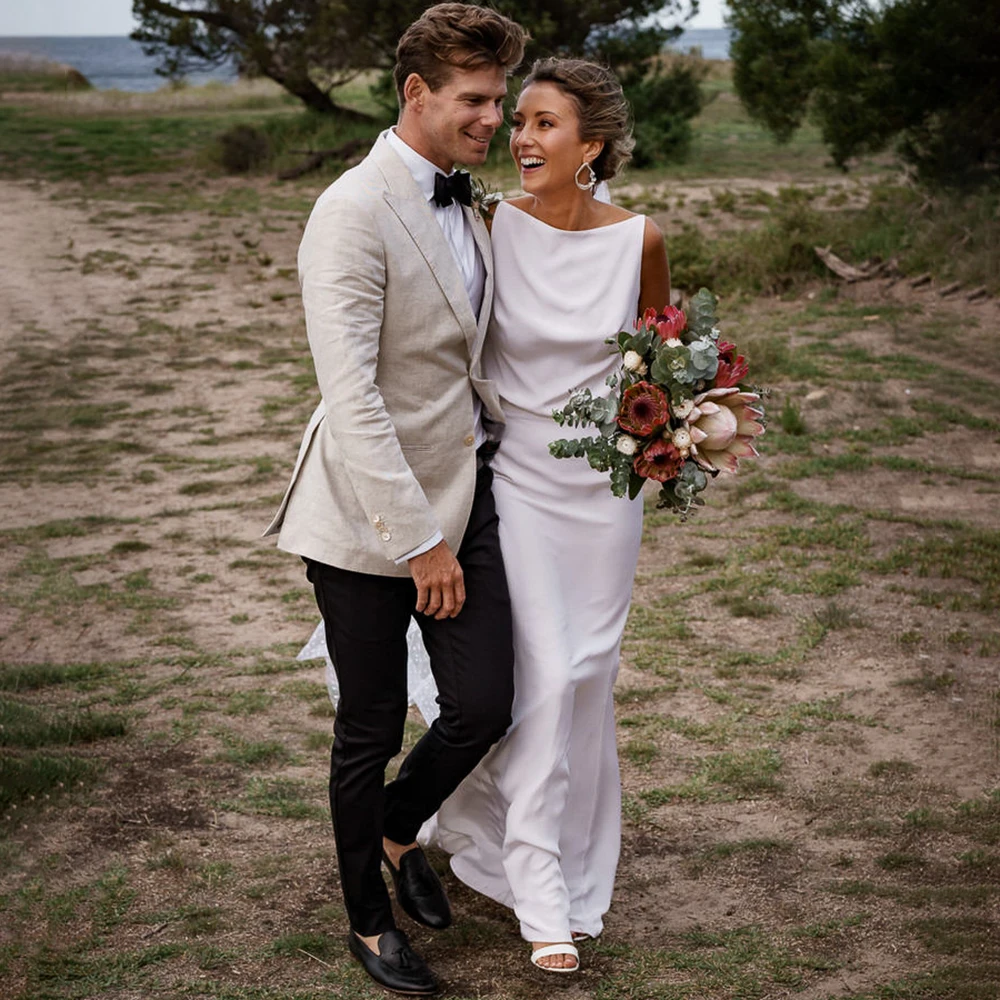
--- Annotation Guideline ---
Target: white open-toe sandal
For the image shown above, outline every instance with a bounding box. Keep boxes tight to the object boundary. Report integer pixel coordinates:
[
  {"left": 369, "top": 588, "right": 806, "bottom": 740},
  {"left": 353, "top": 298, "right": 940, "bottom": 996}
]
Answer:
[{"left": 530, "top": 943, "right": 580, "bottom": 973}]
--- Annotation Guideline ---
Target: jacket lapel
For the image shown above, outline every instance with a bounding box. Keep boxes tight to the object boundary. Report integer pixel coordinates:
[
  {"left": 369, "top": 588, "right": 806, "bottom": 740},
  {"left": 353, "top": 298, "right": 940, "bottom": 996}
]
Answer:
[
  {"left": 465, "top": 205, "right": 494, "bottom": 367},
  {"left": 373, "top": 136, "right": 480, "bottom": 353}
]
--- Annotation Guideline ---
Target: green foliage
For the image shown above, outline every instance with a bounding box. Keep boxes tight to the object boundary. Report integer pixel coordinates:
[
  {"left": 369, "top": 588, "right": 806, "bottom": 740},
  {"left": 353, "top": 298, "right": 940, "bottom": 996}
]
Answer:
[
  {"left": 669, "top": 183, "right": 1000, "bottom": 296},
  {"left": 627, "top": 57, "right": 708, "bottom": 167},
  {"left": 217, "top": 123, "right": 271, "bottom": 173},
  {"left": 728, "top": 0, "right": 831, "bottom": 144},
  {"left": 131, "top": 0, "right": 383, "bottom": 118},
  {"left": 727, "top": 0, "right": 1000, "bottom": 188},
  {"left": 780, "top": 399, "right": 807, "bottom": 436}
]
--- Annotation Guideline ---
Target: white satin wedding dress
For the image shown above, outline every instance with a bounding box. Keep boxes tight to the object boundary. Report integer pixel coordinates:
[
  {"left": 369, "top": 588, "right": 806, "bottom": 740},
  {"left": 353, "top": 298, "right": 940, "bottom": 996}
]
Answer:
[{"left": 428, "top": 201, "right": 646, "bottom": 943}]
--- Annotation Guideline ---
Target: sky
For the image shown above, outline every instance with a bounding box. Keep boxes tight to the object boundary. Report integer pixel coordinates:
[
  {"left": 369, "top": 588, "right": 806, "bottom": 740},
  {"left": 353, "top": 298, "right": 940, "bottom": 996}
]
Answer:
[{"left": 0, "top": 1, "right": 728, "bottom": 37}]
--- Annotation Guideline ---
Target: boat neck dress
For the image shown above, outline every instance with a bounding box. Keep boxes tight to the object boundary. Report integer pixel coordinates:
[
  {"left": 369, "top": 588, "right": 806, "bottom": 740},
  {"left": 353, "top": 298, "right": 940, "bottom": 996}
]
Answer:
[{"left": 429, "top": 199, "right": 648, "bottom": 943}]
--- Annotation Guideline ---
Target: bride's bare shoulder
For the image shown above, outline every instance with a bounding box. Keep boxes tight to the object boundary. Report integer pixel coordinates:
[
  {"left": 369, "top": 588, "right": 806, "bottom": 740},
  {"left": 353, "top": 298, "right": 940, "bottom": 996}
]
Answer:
[
  {"left": 604, "top": 204, "right": 638, "bottom": 223},
  {"left": 504, "top": 196, "right": 533, "bottom": 212}
]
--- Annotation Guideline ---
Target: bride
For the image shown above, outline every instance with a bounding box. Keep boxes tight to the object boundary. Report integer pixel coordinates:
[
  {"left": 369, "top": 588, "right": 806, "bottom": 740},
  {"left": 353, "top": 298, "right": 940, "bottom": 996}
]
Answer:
[
  {"left": 429, "top": 57, "right": 668, "bottom": 972},
  {"left": 308, "top": 57, "right": 668, "bottom": 973}
]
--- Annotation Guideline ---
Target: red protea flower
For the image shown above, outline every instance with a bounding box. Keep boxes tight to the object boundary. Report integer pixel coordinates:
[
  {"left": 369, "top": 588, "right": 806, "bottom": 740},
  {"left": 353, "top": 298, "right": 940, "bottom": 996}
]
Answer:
[
  {"left": 617, "top": 381, "right": 670, "bottom": 437},
  {"left": 640, "top": 305, "right": 687, "bottom": 342},
  {"left": 714, "top": 340, "right": 749, "bottom": 388},
  {"left": 633, "top": 438, "right": 684, "bottom": 482}
]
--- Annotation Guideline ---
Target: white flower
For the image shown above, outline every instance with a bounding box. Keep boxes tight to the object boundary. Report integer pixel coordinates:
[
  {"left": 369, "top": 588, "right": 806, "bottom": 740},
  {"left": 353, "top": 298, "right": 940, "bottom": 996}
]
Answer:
[
  {"left": 615, "top": 435, "right": 639, "bottom": 456},
  {"left": 672, "top": 398, "right": 694, "bottom": 420},
  {"left": 623, "top": 350, "right": 647, "bottom": 375},
  {"left": 665, "top": 337, "right": 683, "bottom": 348},
  {"left": 672, "top": 427, "right": 692, "bottom": 450}
]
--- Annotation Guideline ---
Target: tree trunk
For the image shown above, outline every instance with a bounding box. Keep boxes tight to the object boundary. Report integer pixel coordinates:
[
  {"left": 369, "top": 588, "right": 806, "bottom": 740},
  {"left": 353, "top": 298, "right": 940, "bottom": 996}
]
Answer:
[{"left": 279, "top": 75, "right": 371, "bottom": 121}]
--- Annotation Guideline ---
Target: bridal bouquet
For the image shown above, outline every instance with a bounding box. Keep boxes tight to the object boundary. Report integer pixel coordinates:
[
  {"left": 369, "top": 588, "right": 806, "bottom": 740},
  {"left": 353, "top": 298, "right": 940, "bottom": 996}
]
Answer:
[{"left": 549, "top": 288, "right": 764, "bottom": 516}]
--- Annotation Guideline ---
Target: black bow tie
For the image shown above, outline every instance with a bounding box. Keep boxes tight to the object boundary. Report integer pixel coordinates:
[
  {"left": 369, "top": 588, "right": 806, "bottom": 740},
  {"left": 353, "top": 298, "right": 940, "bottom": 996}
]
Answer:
[{"left": 433, "top": 170, "right": 472, "bottom": 208}]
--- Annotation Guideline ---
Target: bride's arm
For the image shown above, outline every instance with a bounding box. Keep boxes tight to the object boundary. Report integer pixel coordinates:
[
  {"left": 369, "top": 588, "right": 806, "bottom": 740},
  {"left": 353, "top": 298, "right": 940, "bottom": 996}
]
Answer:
[{"left": 638, "top": 217, "right": 671, "bottom": 314}]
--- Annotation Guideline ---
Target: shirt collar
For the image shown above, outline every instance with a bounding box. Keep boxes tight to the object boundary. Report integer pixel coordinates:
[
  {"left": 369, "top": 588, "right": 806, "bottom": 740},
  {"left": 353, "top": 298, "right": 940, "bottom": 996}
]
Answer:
[{"left": 386, "top": 127, "right": 456, "bottom": 205}]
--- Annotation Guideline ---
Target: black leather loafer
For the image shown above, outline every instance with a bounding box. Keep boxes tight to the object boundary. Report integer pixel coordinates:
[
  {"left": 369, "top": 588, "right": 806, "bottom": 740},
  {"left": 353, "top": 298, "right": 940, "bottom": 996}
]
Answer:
[
  {"left": 347, "top": 928, "right": 438, "bottom": 995},
  {"left": 383, "top": 847, "right": 452, "bottom": 930}
]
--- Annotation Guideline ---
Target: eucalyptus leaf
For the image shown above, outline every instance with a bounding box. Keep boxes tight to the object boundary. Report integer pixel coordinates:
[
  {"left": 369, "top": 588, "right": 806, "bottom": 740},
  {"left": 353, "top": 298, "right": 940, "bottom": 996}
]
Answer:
[
  {"left": 686, "top": 337, "right": 719, "bottom": 382},
  {"left": 687, "top": 287, "right": 718, "bottom": 340},
  {"left": 627, "top": 471, "right": 645, "bottom": 501},
  {"left": 649, "top": 353, "right": 675, "bottom": 385},
  {"left": 625, "top": 328, "right": 654, "bottom": 356}
]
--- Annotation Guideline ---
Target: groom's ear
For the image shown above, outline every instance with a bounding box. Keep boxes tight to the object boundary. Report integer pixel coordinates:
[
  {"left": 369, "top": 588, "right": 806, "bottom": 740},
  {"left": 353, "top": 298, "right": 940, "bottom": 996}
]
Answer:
[{"left": 402, "top": 72, "right": 428, "bottom": 111}]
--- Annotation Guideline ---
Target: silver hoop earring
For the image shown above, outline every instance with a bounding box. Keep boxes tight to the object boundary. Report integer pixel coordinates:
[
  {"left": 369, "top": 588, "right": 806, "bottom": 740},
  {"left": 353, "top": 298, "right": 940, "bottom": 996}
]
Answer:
[{"left": 575, "top": 161, "right": 597, "bottom": 191}]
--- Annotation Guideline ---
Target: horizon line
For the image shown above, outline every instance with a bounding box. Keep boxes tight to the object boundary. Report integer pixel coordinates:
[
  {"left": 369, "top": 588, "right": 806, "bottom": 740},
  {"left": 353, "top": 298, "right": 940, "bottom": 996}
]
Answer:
[{"left": 0, "top": 25, "right": 728, "bottom": 38}]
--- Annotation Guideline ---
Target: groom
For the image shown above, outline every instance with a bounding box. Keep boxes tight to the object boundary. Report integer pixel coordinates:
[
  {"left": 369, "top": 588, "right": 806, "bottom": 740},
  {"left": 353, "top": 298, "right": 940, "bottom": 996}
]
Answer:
[{"left": 264, "top": 4, "right": 527, "bottom": 995}]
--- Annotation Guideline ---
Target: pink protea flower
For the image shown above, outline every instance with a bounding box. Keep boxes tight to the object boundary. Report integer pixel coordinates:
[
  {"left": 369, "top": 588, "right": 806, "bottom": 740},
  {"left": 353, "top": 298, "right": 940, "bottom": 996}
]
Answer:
[
  {"left": 617, "top": 381, "right": 670, "bottom": 437},
  {"left": 640, "top": 305, "right": 687, "bottom": 342},
  {"left": 633, "top": 438, "right": 684, "bottom": 482},
  {"left": 713, "top": 341, "right": 750, "bottom": 389},
  {"left": 688, "top": 387, "right": 765, "bottom": 474}
]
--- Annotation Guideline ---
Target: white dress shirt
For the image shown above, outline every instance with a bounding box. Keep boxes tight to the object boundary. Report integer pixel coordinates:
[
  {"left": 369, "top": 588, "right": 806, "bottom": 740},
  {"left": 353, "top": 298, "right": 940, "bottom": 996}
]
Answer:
[{"left": 386, "top": 128, "right": 487, "bottom": 563}]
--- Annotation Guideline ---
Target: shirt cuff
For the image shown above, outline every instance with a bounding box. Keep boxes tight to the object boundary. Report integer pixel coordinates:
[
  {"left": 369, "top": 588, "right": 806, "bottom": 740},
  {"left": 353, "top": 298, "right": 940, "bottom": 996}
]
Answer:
[{"left": 395, "top": 531, "right": 444, "bottom": 565}]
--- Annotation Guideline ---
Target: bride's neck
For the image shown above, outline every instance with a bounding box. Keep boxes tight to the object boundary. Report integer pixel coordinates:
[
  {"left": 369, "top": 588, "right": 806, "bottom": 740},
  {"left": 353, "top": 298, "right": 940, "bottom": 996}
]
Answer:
[{"left": 524, "top": 189, "right": 600, "bottom": 232}]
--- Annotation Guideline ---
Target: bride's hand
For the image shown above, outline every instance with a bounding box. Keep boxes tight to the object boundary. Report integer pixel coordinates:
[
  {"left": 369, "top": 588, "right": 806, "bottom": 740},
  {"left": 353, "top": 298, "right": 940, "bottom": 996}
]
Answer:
[{"left": 409, "top": 541, "right": 466, "bottom": 619}]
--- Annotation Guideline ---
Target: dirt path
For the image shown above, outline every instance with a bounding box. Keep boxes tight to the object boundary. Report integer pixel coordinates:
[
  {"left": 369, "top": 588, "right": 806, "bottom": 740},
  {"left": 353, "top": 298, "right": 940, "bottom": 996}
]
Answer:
[{"left": 0, "top": 180, "right": 102, "bottom": 362}]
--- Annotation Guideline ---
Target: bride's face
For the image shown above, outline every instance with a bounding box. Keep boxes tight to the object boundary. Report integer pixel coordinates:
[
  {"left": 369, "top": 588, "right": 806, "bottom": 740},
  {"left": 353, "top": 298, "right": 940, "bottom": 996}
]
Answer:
[{"left": 510, "top": 81, "right": 603, "bottom": 195}]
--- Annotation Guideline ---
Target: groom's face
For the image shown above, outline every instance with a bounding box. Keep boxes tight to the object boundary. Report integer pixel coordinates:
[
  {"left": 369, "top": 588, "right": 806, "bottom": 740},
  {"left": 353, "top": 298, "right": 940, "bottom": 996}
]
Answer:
[{"left": 407, "top": 63, "right": 508, "bottom": 172}]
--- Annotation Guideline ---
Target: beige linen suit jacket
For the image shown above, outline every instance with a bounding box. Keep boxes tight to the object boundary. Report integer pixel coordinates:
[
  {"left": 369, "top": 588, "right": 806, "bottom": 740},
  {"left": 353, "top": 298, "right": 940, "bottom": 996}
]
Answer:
[{"left": 263, "top": 132, "right": 503, "bottom": 577}]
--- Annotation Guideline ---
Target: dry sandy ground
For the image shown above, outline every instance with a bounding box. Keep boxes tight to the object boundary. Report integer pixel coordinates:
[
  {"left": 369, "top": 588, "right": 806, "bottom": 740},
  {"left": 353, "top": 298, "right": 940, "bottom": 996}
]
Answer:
[{"left": 1, "top": 174, "right": 998, "bottom": 1000}]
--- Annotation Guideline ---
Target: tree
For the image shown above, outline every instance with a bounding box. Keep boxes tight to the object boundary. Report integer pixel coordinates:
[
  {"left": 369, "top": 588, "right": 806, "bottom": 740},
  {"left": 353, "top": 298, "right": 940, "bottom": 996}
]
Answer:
[
  {"left": 131, "top": 1, "right": 700, "bottom": 124},
  {"left": 727, "top": 0, "right": 1000, "bottom": 188},
  {"left": 131, "top": 0, "right": 383, "bottom": 118}
]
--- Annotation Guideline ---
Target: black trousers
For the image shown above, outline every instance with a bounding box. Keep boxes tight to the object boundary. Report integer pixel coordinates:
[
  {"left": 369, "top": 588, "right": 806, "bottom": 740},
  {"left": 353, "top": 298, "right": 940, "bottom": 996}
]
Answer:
[{"left": 305, "top": 462, "right": 514, "bottom": 936}]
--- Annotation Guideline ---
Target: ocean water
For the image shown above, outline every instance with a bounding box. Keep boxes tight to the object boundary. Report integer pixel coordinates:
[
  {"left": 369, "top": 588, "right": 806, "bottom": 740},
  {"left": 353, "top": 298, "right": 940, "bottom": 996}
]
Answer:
[
  {"left": 0, "top": 29, "right": 732, "bottom": 94},
  {"left": 0, "top": 36, "right": 237, "bottom": 91},
  {"left": 673, "top": 28, "right": 733, "bottom": 61}
]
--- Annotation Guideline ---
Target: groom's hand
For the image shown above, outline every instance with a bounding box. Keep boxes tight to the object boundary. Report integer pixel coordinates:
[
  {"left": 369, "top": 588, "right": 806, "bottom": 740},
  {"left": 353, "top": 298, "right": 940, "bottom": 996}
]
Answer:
[{"left": 409, "top": 541, "right": 466, "bottom": 619}]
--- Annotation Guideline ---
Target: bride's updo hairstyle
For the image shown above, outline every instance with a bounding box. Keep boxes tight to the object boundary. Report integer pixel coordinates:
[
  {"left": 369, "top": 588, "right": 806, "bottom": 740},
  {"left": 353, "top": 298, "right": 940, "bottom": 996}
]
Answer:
[{"left": 520, "top": 58, "right": 635, "bottom": 182}]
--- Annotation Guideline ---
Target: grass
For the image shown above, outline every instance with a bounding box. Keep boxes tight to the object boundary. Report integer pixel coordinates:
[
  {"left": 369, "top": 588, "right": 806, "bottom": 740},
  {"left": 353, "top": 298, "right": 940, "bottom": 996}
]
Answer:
[
  {"left": 0, "top": 699, "right": 128, "bottom": 748},
  {"left": 223, "top": 777, "right": 326, "bottom": 820},
  {"left": 0, "top": 754, "right": 100, "bottom": 818},
  {"left": 641, "top": 748, "right": 784, "bottom": 805},
  {"left": 0, "top": 661, "right": 115, "bottom": 691}
]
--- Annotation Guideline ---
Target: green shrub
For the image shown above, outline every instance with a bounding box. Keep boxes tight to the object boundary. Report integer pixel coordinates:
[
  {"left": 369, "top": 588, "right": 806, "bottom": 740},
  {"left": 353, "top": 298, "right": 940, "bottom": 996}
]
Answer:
[
  {"left": 217, "top": 124, "right": 271, "bottom": 173},
  {"left": 627, "top": 60, "right": 708, "bottom": 167},
  {"left": 668, "top": 183, "right": 1000, "bottom": 296}
]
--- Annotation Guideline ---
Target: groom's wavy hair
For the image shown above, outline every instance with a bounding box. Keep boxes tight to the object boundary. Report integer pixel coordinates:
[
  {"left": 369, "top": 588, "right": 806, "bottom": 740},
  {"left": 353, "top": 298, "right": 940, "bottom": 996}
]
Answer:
[
  {"left": 522, "top": 58, "right": 635, "bottom": 182},
  {"left": 394, "top": 3, "right": 527, "bottom": 107}
]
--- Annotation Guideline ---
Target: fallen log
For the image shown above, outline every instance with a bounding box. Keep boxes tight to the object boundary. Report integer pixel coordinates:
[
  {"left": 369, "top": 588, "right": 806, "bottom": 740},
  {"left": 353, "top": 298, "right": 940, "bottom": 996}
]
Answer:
[
  {"left": 909, "top": 273, "right": 932, "bottom": 289},
  {"left": 814, "top": 245, "right": 868, "bottom": 282},
  {"left": 866, "top": 256, "right": 900, "bottom": 279},
  {"left": 966, "top": 286, "right": 989, "bottom": 302},
  {"left": 938, "top": 281, "right": 962, "bottom": 298}
]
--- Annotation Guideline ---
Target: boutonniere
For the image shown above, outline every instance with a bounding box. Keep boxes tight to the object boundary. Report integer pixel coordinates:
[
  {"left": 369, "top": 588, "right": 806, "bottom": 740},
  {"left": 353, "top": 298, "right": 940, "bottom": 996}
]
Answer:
[{"left": 471, "top": 176, "right": 503, "bottom": 221}]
